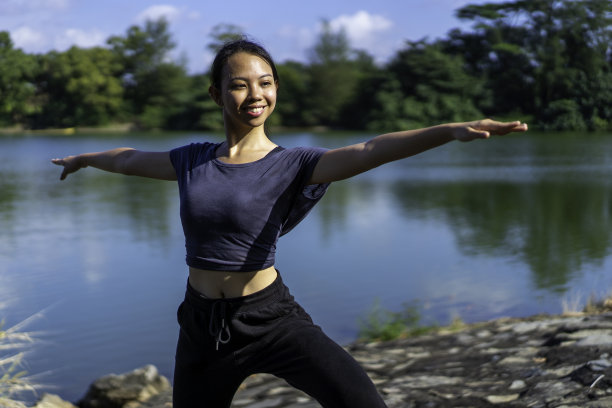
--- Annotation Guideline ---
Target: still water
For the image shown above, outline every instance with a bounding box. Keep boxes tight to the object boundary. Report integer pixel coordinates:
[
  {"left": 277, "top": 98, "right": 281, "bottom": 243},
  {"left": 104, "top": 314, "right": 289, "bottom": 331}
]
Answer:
[{"left": 1, "top": 130, "right": 612, "bottom": 402}]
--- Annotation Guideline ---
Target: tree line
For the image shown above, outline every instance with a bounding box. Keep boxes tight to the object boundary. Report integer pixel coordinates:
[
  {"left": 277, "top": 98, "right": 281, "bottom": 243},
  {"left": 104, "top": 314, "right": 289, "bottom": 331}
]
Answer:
[{"left": 0, "top": 0, "right": 609, "bottom": 132}]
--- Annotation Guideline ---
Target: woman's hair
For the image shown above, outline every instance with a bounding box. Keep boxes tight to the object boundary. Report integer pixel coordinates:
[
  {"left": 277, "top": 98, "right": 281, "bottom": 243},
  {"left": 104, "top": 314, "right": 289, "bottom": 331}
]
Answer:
[{"left": 210, "top": 37, "right": 279, "bottom": 90}]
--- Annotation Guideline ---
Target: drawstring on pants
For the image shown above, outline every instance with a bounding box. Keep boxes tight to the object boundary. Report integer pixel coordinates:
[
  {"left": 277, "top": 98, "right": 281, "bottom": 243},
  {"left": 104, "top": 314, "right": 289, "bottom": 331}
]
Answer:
[{"left": 209, "top": 301, "right": 231, "bottom": 351}]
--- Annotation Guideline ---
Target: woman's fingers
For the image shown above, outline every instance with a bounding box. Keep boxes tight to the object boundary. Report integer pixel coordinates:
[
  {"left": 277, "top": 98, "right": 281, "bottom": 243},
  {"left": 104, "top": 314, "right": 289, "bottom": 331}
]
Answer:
[
  {"left": 454, "top": 119, "right": 528, "bottom": 142},
  {"left": 51, "top": 157, "right": 77, "bottom": 180},
  {"left": 477, "top": 119, "right": 528, "bottom": 135}
]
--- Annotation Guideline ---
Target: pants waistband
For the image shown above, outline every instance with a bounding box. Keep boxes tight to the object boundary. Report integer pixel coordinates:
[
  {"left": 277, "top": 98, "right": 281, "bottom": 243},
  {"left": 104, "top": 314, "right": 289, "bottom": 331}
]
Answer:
[{"left": 184, "top": 270, "right": 287, "bottom": 313}]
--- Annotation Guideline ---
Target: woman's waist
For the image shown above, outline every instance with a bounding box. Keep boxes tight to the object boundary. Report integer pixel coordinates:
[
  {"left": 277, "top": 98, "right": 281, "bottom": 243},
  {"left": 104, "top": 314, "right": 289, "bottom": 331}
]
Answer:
[{"left": 188, "top": 265, "right": 278, "bottom": 299}]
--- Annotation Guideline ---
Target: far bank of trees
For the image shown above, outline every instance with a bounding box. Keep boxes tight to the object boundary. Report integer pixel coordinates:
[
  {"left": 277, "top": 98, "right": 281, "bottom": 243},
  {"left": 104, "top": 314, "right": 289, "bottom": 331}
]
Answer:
[{"left": 0, "top": 0, "right": 610, "bottom": 132}]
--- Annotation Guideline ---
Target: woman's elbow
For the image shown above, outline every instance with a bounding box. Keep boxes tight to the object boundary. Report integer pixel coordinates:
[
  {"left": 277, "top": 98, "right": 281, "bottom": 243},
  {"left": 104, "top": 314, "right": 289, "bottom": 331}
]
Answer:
[{"left": 116, "top": 149, "right": 138, "bottom": 175}]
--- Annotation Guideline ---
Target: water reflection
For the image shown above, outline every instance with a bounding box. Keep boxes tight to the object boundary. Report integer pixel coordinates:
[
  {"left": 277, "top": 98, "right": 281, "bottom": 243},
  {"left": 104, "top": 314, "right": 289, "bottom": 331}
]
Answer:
[
  {"left": 389, "top": 179, "right": 612, "bottom": 292},
  {"left": 45, "top": 172, "right": 177, "bottom": 247}
]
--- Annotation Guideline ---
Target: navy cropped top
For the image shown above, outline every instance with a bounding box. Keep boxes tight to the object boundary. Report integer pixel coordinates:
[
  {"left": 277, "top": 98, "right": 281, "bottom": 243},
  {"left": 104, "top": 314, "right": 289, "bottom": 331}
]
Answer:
[{"left": 170, "top": 142, "right": 329, "bottom": 272}]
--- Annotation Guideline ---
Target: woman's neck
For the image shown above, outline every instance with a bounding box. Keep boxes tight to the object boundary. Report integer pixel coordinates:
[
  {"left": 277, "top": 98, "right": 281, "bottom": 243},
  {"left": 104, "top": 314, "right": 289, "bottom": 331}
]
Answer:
[{"left": 216, "top": 127, "right": 277, "bottom": 164}]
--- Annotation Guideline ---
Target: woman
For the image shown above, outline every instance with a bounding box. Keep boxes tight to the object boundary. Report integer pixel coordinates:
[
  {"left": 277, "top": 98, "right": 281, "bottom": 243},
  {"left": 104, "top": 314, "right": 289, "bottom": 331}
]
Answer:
[{"left": 52, "top": 38, "right": 527, "bottom": 408}]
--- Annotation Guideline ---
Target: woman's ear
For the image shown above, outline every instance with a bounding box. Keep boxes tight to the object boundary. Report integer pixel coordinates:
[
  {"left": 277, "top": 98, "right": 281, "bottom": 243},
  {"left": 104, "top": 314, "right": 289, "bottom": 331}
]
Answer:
[{"left": 209, "top": 86, "right": 223, "bottom": 107}]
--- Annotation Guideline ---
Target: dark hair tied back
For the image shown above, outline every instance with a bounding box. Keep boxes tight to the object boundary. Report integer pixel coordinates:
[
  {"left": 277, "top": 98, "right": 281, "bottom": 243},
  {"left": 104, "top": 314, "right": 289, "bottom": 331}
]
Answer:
[{"left": 210, "top": 36, "right": 279, "bottom": 90}]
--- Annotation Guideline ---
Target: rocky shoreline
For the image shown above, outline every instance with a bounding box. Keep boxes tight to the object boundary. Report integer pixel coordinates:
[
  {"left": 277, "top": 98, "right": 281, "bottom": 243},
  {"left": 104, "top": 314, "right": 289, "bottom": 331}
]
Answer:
[{"left": 34, "top": 310, "right": 612, "bottom": 408}]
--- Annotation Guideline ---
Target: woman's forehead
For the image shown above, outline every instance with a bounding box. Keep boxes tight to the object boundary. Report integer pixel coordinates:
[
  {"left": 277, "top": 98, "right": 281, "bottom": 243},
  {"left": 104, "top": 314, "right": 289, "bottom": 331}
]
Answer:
[{"left": 224, "top": 52, "right": 273, "bottom": 78}]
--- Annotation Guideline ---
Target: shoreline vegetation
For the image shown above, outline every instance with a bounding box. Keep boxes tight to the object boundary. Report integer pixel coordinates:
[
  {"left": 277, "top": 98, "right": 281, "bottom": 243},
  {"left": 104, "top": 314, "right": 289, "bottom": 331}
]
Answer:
[
  {"left": 0, "top": 312, "right": 45, "bottom": 408},
  {"left": 357, "top": 290, "right": 612, "bottom": 343},
  {"left": 0, "top": 124, "right": 133, "bottom": 135}
]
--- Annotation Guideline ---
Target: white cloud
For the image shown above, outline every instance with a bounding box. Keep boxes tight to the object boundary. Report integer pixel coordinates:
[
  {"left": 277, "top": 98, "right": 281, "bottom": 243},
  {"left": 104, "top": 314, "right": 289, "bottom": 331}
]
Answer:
[
  {"left": 274, "top": 13, "right": 397, "bottom": 64},
  {"left": 55, "top": 28, "right": 107, "bottom": 50},
  {"left": 328, "top": 10, "right": 393, "bottom": 45},
  {"left": 135, "top": 5, "right": 181, "bottom": 24},
  {"left": 12, "top": 26, "right": 47, "bottom": 51}
]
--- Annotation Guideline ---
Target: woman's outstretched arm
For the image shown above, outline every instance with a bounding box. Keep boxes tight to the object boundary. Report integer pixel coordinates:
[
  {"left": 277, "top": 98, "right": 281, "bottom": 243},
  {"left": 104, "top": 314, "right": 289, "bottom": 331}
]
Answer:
[
  {"left": 309, "top": 119, "right": 527, "bottom": 184},
  {"left": 51, "top": 148, "right": 176, "bottom": 181}
]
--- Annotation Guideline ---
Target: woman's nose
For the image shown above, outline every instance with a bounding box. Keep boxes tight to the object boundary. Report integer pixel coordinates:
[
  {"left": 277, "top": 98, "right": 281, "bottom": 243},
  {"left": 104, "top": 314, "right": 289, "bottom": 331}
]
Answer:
[{"left": 248, "top": 85, "right": 263, "bottom": 100}]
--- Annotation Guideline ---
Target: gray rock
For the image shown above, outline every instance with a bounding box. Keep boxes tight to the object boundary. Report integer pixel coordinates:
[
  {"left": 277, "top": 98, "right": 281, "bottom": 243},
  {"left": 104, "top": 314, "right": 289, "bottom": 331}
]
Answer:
[
  {"left": 33, "top": 394, "right": 77, "bottom": 408},
  {"left": 79, "top": 365, "right": 170, "bottom": 408}
]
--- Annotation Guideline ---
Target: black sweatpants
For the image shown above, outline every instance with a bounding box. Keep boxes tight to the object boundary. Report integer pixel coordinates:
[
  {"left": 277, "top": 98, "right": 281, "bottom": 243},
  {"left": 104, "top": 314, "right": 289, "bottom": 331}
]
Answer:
[{"left": 173, "top": 272, "right": 388, "bottom": 408}]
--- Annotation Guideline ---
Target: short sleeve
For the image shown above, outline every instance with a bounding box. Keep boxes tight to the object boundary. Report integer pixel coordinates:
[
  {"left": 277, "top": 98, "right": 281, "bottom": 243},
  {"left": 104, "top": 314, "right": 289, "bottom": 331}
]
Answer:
[
  {"left": 280, "top": 147, "right": 330, "bottom": 236},
  {"left": 169, "top": 143, "right": 214, "bottom": 187}
]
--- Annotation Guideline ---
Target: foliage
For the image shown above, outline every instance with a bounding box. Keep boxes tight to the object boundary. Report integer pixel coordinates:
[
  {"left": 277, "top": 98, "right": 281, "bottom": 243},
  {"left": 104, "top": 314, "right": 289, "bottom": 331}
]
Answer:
[
  {"left": 302, "top": 21, "right": 364, "bottom": 127},
  {"left": 358, "top": 299, "right": 435, "bottom": 341},
  {"left": 0, "top": 32, "right": 40, "bottom": 126},
  {"left": 0, "top": 315, "right": 41, "bottom": 408},
  {"left": 1, "top": 0, "right": 610, "bottom": 131},
  {"left": 33, "top": 46, "right": 123, "bottom": 127},
  {"left": 107, "top": 18, "right": 193, "bottom": 129},
  {"left": 451, "top": 0, "right": 611, "bottom": 130},
  {"left": 275, "top": 61, "right": 310, "bottom": 127},
  {"left": 206, "top": 23, "right": 245, "bottom": 54}
]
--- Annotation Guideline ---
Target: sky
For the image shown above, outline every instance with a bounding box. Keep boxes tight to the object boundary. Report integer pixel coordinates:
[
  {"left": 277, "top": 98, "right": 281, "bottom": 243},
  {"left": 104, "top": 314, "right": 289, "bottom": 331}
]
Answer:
[{"left": 0, "top": 0, "right": 507, "bottom": 73}]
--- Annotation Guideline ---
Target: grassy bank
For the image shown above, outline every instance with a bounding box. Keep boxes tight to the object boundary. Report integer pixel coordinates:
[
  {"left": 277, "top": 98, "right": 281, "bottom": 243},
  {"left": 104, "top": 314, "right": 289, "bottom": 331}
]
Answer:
[
  {"left": 0, "top": 314, "right": 43, "bottom": 408},
  {"left": 359, "top": 290, "right": 612, "bottom": 342}
]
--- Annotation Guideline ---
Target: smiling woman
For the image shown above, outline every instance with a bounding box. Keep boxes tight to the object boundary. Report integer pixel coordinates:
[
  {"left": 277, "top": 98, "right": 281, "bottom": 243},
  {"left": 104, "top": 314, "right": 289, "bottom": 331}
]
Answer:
[
  {"left": 51, "top": 36, "right": 527, "bottom": 408},
  {"left": 209, "top": 51, "right": 279, "bottom": 144}
]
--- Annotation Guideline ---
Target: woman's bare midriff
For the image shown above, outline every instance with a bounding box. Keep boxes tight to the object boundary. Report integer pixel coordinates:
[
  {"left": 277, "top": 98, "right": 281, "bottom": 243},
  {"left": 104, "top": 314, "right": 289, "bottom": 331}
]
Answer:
[{"left": 188, "top": 265, "right": 278, "bottom": 299}]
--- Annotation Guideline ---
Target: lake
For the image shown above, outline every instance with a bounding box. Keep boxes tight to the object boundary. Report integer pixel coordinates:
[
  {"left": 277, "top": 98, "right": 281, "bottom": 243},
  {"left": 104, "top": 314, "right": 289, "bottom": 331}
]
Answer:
[{"left": 1, "top": 130, "right": 612, "bottom": 403}]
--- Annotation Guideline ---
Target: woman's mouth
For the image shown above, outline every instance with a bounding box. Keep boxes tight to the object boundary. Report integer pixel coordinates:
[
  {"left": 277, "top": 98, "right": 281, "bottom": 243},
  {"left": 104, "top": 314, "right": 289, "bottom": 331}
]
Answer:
[{"left": 245, "top": 106, "right": 265, "bottom": 117}]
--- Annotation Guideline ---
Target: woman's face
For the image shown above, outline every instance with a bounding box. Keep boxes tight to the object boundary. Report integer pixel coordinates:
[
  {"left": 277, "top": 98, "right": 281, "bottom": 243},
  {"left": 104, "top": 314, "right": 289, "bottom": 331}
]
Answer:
[{"left": 213, "top": 52, "right": 278, "bottom": 131}]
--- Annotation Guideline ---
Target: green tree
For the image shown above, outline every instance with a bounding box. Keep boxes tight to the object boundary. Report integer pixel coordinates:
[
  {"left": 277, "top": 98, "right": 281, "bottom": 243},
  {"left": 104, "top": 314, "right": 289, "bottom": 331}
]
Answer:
[
  {"left": 0, "top": 32, "right": 39, "bottom": 126},
  {"left": 107, "top": 18, "right": 175, "bottom": 82},
  {"left": 34, "top": 46, "right": 123, "bottom": 127},
  {"left": 275, "top": 61, "right": 310, "bottom": 127},
  {"left": 303, "top": 21, "right": 364, "bottom": 127},
  {"left": 384, "top": 40, "right": 484, "bottom": 128},
  {"left": 165, "top": 73, "right": 223, "bottom": 131},
  {"left": 206, "top": 23, "right": 245, "bottom": 54},
  {"left": 107, "top": 17, "right": 192, "bottom": 128},
  {"left": 453, "top": 0, "right": 612, "bottom": 130}
]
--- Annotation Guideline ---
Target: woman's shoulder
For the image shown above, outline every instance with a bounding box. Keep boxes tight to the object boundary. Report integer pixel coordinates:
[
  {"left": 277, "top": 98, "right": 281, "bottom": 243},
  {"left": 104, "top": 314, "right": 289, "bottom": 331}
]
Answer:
[
  {"left": 172, "top": 141, "right": 219, "bottom": 154},
  {"left": 170, "top": 141, "right": 221, "bottom": 169},
  {"left": 276, "top": 145, "right": 329, "bottom": 162}
]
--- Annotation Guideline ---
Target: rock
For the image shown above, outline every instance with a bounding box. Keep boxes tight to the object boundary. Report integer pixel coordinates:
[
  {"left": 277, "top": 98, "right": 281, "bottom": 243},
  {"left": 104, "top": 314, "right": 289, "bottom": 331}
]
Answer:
[
  {"left": 78, "top": 365, "right": 170, "bottom": 408},
  {"left": 33, "top": 394, "right": 77, "bottom": 408},
  {"left": 576, "top": 332, "right": 612, "bottom": 346},
  {"left": 509, "top": 379, "right": 526, "bottom": 390},
  {"left": 486, "top": 394, "right": 520, "bottom": 404}
]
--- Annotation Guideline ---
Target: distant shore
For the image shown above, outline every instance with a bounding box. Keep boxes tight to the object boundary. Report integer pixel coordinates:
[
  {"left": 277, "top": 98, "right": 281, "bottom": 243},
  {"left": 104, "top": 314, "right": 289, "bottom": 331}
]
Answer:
[
  {"left": 0, "top": 124, "right": 137, "bottom": 135},
  {"left": 0, "top": 123, "right": 334, "bottom": 135}
]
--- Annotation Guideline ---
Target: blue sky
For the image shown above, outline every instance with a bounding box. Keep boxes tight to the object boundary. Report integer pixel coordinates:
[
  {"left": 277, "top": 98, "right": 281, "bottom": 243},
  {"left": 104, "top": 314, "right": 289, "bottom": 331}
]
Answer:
[{"left": 1, "top": 0, "right": 506, "bottom": 73}]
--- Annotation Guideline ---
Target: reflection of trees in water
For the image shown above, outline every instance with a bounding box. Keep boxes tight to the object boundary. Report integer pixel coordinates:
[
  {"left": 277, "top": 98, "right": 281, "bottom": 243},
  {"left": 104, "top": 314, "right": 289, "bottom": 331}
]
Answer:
[
  {"left": 0, "top": 175, "right": 18, "bottom": 223},
  {"left": 316, "top": 179, "right": 377, "bottom": 240},
  {"left": 83, "top": 174, "right": 176, "bottom": 246},
  {"left": 389, "top": 180, "right": 612, "bottom": 292},
  {"left": 11, "top": 171, "right": 178, "bottom": 248},
  {"left": 0, "top": 175, "right": 19, "bottom": 253}
]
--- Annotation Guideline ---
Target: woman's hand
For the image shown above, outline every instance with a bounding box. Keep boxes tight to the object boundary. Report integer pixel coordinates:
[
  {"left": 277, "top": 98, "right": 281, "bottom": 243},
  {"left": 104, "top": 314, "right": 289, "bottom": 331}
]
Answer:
[
  {"left": 452, "top": 119, "right": 528, "bottom": 142},
  {"left": 51, "top": 155, "right": 86, "bottom": 180}
]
